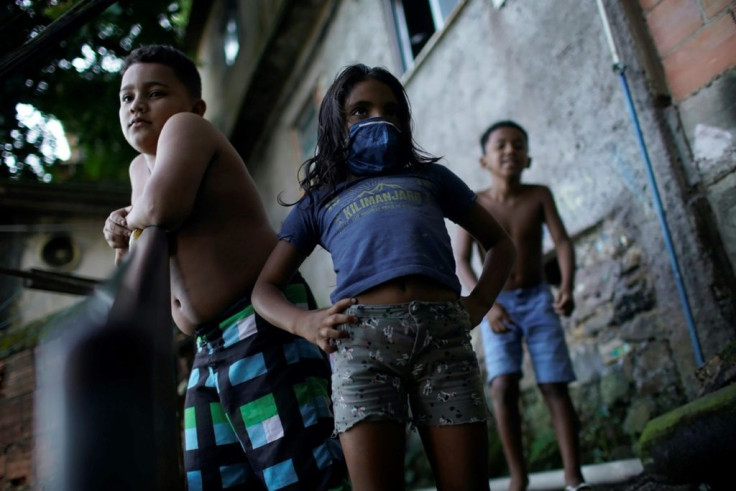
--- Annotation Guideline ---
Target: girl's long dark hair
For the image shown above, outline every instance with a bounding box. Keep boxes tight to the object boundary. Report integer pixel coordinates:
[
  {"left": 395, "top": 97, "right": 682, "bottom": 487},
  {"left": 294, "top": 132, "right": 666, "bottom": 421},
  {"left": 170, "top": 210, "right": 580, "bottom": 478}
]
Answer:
[{"left": 280, "top": 64, "right": 440, "bottom": 205}]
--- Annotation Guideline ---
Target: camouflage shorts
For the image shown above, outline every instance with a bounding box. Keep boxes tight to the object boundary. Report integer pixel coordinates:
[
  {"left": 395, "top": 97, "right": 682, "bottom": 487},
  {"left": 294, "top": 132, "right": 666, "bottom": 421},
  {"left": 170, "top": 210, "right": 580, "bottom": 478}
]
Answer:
[{"left": 332, "top": 300, "right": 488, "bottom": 433}]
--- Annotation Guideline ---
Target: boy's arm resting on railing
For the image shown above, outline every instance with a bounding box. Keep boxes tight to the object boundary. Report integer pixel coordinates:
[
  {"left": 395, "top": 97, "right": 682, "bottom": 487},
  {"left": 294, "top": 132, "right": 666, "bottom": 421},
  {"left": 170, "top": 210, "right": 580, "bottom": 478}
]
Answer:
[
  {"left": 103, "top": 149, "right": 149, "bottom": 265},
  {"left": 126, "top": 114, "right": 216, "bottom": 231}
]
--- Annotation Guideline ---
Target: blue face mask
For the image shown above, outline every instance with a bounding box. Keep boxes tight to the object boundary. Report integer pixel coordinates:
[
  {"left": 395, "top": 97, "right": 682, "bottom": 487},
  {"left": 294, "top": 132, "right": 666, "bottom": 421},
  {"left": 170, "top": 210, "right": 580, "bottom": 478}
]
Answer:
[{"left": 347, "top": 117, "right": 403, "bottom": 176}]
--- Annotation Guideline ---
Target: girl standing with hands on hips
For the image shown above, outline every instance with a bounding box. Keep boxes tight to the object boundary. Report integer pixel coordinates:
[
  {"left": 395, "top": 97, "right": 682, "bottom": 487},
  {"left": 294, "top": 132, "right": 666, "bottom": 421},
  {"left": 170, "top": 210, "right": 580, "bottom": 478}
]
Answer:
[{"left": 253, "top": 64, "right": 515, "bottom": 490}]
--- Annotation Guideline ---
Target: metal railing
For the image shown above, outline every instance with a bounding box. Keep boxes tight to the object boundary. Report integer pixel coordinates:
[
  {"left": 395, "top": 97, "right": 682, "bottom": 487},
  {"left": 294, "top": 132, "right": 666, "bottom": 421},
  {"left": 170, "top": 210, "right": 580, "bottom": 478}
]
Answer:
[{"left": 34, "top": 227, "right": 184, "bottom": 490}]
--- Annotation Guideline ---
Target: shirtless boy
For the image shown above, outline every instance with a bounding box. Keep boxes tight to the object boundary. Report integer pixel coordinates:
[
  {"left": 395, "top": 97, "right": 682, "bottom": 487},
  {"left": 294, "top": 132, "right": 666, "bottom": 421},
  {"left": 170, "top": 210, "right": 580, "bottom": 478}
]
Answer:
[
  {"left": 103, "top": 45, "right": 345, "bottom": 490},
  {"left": 454, "top": 120, "right": 589, "bottom": 491}
]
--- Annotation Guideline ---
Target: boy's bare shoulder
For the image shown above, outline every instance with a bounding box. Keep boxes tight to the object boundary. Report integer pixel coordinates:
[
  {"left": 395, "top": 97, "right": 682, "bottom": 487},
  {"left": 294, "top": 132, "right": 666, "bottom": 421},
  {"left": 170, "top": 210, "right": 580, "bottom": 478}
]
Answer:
[
  {"left": 162, "top": 113, "right": 253, "bottom": 191},
  {"left": 167, "top": 111, "right": 209, "bottom": 125},
  {"left": 522, "top": 183, "right": 551, "bottom": 192},
  {"left": 164, "top": 112, "right": 221, "bottom": 141},
  {"left": 159, "top": 112, "right": 238, "bottom": 167},
  {"left": 476, "top": 184, "right": 552, "bottom": 203},
  {"left": 522, "top": 183, "right": 554, "bottom": 200},
  {"left": 129, "top": 153, "right": 147, "bottom": 171},
  {"left": 129, "top": 154, "right": 149, "bottom": 184},
  {"left": 475, "top": 186, "right": 494, "bottom": 200}
]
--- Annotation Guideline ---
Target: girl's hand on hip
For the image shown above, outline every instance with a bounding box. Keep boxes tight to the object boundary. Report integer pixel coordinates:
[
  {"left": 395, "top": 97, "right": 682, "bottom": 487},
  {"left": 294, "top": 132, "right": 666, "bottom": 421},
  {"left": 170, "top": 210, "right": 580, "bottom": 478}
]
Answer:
[{"left": 297, "top": 297, "right": 357, "bottom": 353}]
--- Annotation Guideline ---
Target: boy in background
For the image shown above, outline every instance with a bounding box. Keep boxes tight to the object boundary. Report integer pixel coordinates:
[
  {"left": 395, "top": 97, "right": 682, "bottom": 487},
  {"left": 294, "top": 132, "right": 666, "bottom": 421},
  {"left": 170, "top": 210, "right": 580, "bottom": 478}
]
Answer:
[
  {"left": 454, "top": 120, "right": 589, "bottom": 491},
  {"left": 103, "top": 45, "right": 346, "bottom": 490}
]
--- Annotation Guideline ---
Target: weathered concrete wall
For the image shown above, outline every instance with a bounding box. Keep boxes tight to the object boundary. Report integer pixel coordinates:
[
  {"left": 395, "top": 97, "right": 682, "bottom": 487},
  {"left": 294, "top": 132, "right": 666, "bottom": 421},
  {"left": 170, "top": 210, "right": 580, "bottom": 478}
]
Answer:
[
  {"left": 197, "top": 0, "right": 289, "bottom": 135},
  {"left": 15, "top": 219, "right": 114, "bottom": 328},
  {"left": 0, "top": 228, "right": 23, "bottom": 331}
]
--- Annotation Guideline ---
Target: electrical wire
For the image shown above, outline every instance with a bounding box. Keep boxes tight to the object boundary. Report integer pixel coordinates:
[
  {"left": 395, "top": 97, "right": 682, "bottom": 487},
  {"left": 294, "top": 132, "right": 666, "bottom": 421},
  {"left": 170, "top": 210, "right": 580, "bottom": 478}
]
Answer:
[{"left": 0, "top": 223, "right": 104, "bottom": 233}]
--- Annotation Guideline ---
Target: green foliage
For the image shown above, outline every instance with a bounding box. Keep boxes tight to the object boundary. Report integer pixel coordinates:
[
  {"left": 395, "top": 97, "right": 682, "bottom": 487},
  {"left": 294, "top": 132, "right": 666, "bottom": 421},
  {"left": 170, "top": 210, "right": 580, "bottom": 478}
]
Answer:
[
  {"left": 527, "top": 429, "right": 561, "bottom": 471},
  {"left": 0, "top": 0, "right": 193, "bottom": 183},
  {"left": 487, "top": 423, "right": 508, "bottom": 478},
  {"left": 575, "top": 382, "right": 637, "bottom": 465}
]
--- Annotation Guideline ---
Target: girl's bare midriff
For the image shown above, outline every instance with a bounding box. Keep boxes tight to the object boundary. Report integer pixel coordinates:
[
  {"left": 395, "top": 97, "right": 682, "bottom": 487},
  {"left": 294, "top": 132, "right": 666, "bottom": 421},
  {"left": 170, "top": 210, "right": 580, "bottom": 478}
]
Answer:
[{"left": 355, "top": 275, "right": 458, "bottom": 305}]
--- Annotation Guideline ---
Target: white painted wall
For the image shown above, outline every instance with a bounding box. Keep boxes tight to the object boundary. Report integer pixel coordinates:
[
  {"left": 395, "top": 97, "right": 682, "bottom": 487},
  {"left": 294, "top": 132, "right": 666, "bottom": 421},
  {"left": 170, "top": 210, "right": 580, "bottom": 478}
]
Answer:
[{"left": 16, "top": 219, "right": 115, "bottom": 327}]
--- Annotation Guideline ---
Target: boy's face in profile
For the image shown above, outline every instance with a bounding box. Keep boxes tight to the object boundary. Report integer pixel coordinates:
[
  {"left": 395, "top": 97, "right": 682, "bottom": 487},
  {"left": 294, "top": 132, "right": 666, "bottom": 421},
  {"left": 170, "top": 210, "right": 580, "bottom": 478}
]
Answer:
[
  {"left": 480, "top": 126, "right": 530, "bottom": 178},
  {"left": 119, "top": 62, "right": 202, "bottom": 155}
]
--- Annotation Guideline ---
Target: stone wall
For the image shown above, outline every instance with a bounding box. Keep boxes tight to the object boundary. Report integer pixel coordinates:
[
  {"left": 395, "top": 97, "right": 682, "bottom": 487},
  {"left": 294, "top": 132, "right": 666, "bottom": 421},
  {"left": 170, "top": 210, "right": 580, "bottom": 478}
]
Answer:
[{"left": 636, "top": 0, "right": 736, "bottom": 328}]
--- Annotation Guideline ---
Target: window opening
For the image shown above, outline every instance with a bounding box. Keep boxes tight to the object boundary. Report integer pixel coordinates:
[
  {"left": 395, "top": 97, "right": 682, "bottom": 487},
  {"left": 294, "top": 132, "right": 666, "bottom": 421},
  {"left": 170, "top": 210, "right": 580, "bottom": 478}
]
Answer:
[{"left": 389, "top": 0, "right": 460, "bottom": 72}]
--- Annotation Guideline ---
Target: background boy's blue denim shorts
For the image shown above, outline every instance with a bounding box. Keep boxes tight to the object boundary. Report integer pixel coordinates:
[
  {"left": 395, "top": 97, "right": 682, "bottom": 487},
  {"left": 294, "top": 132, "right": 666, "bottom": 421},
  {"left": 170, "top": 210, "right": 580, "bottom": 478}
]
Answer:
[
  {"left": 331, "top": 300, "right": 488, "bottom": 433},
  {"left": 480, "top": 282, "right": 576, "bottom": 385}
]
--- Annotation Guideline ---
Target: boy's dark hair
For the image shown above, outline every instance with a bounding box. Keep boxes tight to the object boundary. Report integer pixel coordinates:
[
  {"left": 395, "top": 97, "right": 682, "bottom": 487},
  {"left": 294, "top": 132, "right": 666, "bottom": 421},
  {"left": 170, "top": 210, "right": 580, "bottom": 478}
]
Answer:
[
  {"left": 289, "top": 63, "right": 439, "bottom": 202},
  {"left": 480, "top": 120, "right": 528, "bottom": 154},
  {"left": 121, "top": 45, "right": 202, "bottom": 99}
]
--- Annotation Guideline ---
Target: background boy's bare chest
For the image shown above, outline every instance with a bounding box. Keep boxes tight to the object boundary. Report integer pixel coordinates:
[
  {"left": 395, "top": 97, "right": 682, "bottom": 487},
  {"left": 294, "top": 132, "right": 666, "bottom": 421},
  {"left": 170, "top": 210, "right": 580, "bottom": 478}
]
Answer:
[{"left": 481, "top": 194, "right": 543, "bottom": 241}]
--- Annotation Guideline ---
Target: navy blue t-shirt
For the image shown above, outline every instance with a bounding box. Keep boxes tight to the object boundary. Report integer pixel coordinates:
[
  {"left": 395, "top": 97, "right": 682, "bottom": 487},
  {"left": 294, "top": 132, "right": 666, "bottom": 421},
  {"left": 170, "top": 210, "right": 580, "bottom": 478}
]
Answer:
[{"left": 278, "top": 164, "right": 477, "bottom": 303}]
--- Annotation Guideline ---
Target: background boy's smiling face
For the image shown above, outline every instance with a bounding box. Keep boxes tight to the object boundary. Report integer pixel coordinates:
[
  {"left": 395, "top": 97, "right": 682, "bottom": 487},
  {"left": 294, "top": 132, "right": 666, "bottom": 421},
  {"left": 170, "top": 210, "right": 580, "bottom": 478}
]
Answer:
[
  {"left": 119, "top": 62, "right": 199, "bottom": 155},
  {"left": 480, "top": 126, "right": 530, "bottom": 177}
]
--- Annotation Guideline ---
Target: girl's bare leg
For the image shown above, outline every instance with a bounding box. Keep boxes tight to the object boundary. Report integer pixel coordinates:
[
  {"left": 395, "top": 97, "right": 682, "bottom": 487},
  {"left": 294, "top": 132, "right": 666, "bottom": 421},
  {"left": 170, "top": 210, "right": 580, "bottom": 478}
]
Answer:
[
  {"left": 418, "top": 421, "right": 491, "bottom": 491},
  {"left": 338, "top": 420, "right": 406, "bottom": 491}
]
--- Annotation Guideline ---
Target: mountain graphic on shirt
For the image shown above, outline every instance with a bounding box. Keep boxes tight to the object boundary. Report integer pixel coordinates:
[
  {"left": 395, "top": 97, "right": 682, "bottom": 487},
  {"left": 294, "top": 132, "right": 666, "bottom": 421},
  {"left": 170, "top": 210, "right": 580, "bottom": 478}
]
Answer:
[{"left": 355, "top": 182, "right": 406, "bottom": 200}]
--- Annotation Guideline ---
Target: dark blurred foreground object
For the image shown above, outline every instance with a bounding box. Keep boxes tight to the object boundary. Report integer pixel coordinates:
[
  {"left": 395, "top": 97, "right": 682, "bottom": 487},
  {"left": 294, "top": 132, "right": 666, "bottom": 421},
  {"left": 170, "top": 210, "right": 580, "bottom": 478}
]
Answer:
[
  {"left": 638, "top": 381, "right": 736, "bottom": 489},
  {"left": 34, "top": 227, "right": 184, "bottom": 490}
]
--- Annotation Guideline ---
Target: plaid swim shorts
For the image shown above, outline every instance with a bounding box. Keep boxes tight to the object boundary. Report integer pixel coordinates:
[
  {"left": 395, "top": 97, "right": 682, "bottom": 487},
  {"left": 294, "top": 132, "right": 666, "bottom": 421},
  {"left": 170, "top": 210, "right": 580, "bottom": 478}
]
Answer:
[{"left": 184, "top": 277, "right": 348, "bottom": 490}]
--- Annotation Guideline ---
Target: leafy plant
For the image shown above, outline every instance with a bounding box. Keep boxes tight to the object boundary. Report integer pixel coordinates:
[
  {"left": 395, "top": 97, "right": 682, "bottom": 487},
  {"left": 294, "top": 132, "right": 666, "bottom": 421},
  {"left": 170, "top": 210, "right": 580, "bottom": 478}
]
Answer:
[{"left": 1, "top": 0, "right": 192, "bottom": 183}]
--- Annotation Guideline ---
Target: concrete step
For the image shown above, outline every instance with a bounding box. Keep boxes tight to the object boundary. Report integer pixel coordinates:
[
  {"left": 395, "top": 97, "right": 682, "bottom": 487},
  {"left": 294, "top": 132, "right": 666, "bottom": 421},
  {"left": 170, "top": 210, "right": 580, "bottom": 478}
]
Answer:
[
  {"left": 488, "top": 458, "right": 643, "bottom": 490},
  {"left": 415, "top": 458, "right": 643, "bottom": 490}
]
